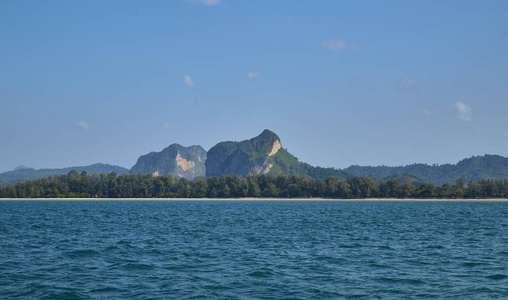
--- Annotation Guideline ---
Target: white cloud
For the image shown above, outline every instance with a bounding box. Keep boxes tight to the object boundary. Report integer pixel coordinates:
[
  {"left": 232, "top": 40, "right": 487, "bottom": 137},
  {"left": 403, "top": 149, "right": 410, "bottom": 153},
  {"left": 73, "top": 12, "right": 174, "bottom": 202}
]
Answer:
[
  {"left": 322, "top": 39, "right": 346, "bottom": 51},
  {"left": 456, "top": 102, "right": 472, "bottom": 121},
  {"left": 183, "top": 75, "right": 195, "bottom": 88},
  {"left": 322, "top": 39, "right": 361, "bottom": 52},
  {"left": 188, "top": 0, "right": 220, "bottom": 6},
  {"left": 247, "top": 72, "right": 259, "bottom": 79},
  {"left": 163, "top": 122, "right": 173, "bottom": 130},
  {"left": 75, "top": 120, "right": 89, "bottom": 130},
  {"left": 422, "top": 109, "right": 432, "bottom": 116}
]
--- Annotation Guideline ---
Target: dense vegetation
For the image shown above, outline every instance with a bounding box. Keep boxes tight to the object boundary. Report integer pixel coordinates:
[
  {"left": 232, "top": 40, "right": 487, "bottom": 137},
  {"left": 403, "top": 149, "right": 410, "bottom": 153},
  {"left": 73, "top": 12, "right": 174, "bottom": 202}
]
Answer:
[
  {"left": 0, "top": 163, "right": 129, "bottom": 186},
  {"left": 267, "top": 148, "right": 348, "bottom": 179},
  {"left": 1, "top": 171, "right": 507, "bottom": 199},
  {"left": 344, "top": 155, "right": 508, "bottom": 185}
]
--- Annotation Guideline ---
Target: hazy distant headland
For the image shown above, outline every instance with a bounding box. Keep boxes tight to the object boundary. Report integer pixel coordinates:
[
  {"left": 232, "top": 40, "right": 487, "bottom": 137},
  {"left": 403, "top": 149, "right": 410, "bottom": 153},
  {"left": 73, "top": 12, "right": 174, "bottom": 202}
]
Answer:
[{"left": 0, "top": 164, "right": 129, "bottom": 186}]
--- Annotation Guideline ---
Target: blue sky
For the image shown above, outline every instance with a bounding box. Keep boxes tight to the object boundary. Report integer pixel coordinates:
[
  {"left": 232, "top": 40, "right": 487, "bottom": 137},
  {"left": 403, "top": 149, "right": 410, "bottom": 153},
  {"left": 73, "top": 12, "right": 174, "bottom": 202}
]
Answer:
[{"left": 1, "top": 0, "right": 507, "bottom": 172}]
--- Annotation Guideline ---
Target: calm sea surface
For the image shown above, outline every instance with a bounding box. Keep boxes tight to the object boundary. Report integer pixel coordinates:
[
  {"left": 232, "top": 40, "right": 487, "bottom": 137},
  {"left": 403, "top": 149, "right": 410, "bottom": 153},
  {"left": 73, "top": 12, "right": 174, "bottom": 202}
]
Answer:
[{"left": 1, "top": 200, "right": 507, "bottom": 299}]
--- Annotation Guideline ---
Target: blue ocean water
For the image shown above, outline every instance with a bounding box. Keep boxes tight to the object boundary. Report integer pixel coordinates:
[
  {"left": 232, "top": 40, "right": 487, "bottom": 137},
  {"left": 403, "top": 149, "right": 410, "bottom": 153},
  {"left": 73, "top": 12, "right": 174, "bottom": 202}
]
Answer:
[{"left": 1, "top": 200, "right": 507, "bottom": 299}]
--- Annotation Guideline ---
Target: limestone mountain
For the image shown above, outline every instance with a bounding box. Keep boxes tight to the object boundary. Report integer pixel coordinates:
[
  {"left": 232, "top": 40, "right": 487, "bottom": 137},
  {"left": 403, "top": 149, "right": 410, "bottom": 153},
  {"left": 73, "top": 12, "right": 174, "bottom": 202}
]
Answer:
[
  {"left": 206, "top": 130, "right": 348, "bottom": 179},
  {"left": 130, "top": 144, "right": 206, "bottom": 179}
]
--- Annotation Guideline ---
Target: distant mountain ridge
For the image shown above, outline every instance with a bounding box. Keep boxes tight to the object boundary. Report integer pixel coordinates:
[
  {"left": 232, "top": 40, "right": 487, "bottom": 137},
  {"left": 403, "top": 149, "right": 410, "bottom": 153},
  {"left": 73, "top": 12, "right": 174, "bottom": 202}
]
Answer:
[
  {"left": 13, "top": 165, "right": 32, "bottom": 171},
  {"left": 130, "top": 144, "right": 206, "bottom": 179},
  {"left": 344, "top": 154, "right": 508, "bottom": 185},
  {"left": 3, "top": 130, "right": 508, "bottom": 186},
  {"left": 0, "top": 163, "right": 129, "bottom": 186},
  {"left": 206, "top": 130, "right": 348, "bottom": 179}
]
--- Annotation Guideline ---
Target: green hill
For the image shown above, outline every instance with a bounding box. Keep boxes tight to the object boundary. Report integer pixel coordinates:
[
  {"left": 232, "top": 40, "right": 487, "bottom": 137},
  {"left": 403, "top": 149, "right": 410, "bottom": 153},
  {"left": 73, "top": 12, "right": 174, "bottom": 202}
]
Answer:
[
  {"left": 0, "top": 163, "right": 129, "bottom": 186},
  {"left": 344, "top": 155, "right": 508, "bottom": 185},
  {"left": 206, "top": 130, "right": 348, "bottom": 179}
]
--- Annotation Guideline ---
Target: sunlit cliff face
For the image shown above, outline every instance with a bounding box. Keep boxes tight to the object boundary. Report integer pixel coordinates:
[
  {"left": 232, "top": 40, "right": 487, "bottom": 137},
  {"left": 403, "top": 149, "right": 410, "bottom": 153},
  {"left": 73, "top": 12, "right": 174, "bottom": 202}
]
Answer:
[
  {"left": 176, "top": 154, "right": 195, "bottom": 171},
  {"left": 268, "top": 140, "right": 281, "bottom": 157}
]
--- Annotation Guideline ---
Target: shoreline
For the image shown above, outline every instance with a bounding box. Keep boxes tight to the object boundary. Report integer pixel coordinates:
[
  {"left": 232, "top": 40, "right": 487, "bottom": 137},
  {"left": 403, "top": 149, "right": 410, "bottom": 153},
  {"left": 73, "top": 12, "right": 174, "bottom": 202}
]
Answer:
[{"left": 1, "top": 198, "right": 507, "bottom": 201}]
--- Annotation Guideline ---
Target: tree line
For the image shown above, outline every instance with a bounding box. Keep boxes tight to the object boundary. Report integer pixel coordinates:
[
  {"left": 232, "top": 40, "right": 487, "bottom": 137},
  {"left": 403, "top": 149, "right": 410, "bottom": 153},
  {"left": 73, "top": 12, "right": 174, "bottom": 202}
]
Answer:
[{"left": 1, "top": 170, "right": 508, "bottom": 199}]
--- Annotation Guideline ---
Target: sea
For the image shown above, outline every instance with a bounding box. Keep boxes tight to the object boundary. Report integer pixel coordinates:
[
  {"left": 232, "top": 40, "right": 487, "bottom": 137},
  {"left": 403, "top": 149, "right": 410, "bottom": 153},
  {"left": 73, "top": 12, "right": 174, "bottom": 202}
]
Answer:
[{"left": 1, "top": 200, "right": 507, "bottom": 299}]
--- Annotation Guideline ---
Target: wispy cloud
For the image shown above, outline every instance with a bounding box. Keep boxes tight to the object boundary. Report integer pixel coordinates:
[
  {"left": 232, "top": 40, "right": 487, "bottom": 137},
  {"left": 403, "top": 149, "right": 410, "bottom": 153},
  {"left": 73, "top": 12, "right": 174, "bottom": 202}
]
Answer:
[
  {"left": 322, "top": 39, "right": 360, "bottom": 52},
  {"left": 322, "top": 39, "right": 346, "bottom": 51},
  {"left": 422, "top": 109, "right": 432, "bottom": 116},
  {"left": 163, "top": 122, "right": 173, "bottom": 130},
  {"left": 75, "top": 120, "right": 89, "bottom": 130},
  {"left": 456, "top": 102, "right": 472, "bottom": 121},
  {"left": 247, "top": 72, "right": 259, "bottom": 79},
  {"left": 187, "top": 0, "right": 220, "bottom": 6},
  {"left": 183, "top": 75, "right": 195, "bottom": 88}
]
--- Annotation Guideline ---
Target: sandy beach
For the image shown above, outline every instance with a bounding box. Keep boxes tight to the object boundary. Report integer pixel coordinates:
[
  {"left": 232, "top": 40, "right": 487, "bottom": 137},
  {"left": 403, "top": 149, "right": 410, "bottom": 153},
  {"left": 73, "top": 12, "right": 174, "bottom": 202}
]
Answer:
[{"left": 1, "top": 198, "right": 507, "bottom": 201}]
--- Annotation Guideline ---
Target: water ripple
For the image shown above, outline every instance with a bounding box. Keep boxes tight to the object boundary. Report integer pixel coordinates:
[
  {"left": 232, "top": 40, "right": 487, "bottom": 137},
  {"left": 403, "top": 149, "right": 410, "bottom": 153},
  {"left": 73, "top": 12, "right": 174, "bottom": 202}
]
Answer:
[{"left": 1, "top": 200, "right": 508, "bottom": 299}]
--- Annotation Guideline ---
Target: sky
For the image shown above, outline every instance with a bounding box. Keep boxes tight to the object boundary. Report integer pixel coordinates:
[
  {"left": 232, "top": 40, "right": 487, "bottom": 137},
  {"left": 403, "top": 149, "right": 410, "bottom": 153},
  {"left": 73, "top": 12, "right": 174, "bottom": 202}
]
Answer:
[{"left": 1, "top": 0, "right": 507, "bottom": 173}]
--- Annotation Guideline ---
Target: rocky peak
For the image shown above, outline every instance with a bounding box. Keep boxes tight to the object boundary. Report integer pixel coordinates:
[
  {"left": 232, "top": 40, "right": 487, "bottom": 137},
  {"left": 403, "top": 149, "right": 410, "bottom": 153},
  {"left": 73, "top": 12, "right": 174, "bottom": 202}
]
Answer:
[
  {"left": 205, "top": 129, "right": 282, "bottom": 177},
  {"left": 130, "top": 143, "right": 206, "bottom": 179},
  {"left": 205, "top": 129, "right": 348, "bottom": 179}
]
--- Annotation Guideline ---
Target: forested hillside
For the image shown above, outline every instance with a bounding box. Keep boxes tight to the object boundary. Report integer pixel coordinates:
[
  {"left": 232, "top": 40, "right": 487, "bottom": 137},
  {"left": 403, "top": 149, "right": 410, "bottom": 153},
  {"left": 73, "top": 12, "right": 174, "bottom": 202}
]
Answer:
[
  {"left": 0, "top": 164, "right": 129, "bottom": 186},
  {"left": 267, "top": 148, "right": 348, "bottom": 179},
  {"left": 344, "top": 155, "right": 508, "bottom": 185}
]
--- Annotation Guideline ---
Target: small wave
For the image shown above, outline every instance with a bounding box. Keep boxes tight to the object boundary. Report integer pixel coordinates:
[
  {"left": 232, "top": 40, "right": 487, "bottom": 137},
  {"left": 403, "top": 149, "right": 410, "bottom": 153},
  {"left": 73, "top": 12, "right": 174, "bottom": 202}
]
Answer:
[
  {"left": 116, "top": 240, "right": 134, "bottom": 248},
  {"left": 462, "top": 262, "right": 485, "bottom": 268},
  {"left": 248, "top": 269, "right": 273, "bottom": 278},
  {"left": 340, "top": 242, "right": 362, "bottom": 248},
  {"left": 104, "top": 245, "right": 119, "bottom": 251},
  {"left": 123, "top": 263, "right": 155, "bottom": 270},
  {"left": 42, "top": 291, "right": 86, "bottom": 300},
  {"left": 377, "top": 277, "right": 425, "bottom": 285},
  {"left": 64, "top": 249, "right": 100, "bottom": 258},
  {"left": 426, "top": 245, "right": 444, "bottom": 249},
  {"left": 90, "top": 286, "right": 122, "bottom": 293},
  {"left": 369, "top": 263, "right": 391, "bottom": 269},
  {"left": 486, "top": 274, "right": 508, "bottom": 280}
]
